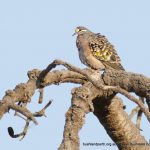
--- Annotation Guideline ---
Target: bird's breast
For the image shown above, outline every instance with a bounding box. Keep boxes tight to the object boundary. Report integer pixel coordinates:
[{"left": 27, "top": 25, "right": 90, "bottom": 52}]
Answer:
[
  {"left": 76, "top": 35, "right": 105, "bottom": 70},
  {"left": 76, "top": 36, "right": 89, "bottom": 66}
]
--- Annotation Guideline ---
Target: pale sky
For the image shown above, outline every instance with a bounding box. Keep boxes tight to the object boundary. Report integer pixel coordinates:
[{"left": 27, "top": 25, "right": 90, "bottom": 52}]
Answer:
[{"left": 0, "top": 0, "right": 150, "bottom": 150}]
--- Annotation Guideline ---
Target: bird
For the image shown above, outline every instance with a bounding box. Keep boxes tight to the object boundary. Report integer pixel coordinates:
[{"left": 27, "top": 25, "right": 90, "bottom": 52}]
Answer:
[{"left": 73, "top": 26, "right": 125, "bottom": 71}]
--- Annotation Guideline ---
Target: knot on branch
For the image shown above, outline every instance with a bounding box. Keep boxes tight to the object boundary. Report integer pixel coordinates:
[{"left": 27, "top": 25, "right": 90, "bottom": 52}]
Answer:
[
  {"left": 71, "top": 85, "right": 94, "bottom": 113},
  {"left": 5, "top": 90, "right": 16, "bottom": 97},
  {"left": 27, "top": 69, "right": 40, "bottom": 80},
  {"left": 15, "top": 83, "right": 31, "bottom": 103}
]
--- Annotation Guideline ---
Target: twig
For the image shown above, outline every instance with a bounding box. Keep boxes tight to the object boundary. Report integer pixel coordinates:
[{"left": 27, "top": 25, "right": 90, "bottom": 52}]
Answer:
[
  {"left": 146, "top": 98, "right": 150, "bottom": 112},
  {"left": 8, "top": 120, "right": 30, "bottom": 140},
  {"left": 9, "top": 103, "right": 38, "bottom": 125},
  {"left": 136, "top": 97, "right": 144, "bottom": 130},
  {"left": 14, "top": 112, "right": 27, "bottom": 121},
  {"left": 136, "top": 109, "right": 143, "bottom": 130},
  {"left": 34, "top": 100, "right": 52, "bottom": 117},
  {"left": 108, "top": 86, "right": 150, "bottom": 123},
  {"left": 38, "top": 88, "right": 44, "bottom": 104},
  {"left": 129, "top": 106, "right": 140, "bottom": 119},
  {"left": 39, "top": 59, "right": 102, "bottom": 89},
  {"left": 19, "top": 120, "right": 30, "bottom": 140},
  {"left": 14, "top": 102, "right": 28, "bottom": 121},
  {"left": 129, "top": 98, "right": 144, "bottom": 130},
  {"left": 8, "top": 100, "right": 53, "bottom": 139}
]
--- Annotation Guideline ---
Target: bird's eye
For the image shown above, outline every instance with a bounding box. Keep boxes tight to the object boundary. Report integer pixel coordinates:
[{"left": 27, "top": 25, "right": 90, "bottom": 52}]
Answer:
[{"left": 75, "top": 28, "right": 80, "bottom": 33}]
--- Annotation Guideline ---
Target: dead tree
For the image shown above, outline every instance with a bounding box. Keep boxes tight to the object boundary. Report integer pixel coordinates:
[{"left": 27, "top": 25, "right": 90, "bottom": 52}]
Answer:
[{"left": 0, "top": 59, "right": 150, "bottom": 150}]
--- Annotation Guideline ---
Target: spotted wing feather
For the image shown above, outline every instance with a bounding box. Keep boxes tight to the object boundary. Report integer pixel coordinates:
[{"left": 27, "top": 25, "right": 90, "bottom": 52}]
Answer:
[{"left": 88, "top": 33, "right": 125, "bottom": 70}]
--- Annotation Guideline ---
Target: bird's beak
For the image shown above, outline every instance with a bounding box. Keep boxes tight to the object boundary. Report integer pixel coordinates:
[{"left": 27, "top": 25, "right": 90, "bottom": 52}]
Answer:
[{"left": 72, "top": 32, "right": 77, "bottom": 36}]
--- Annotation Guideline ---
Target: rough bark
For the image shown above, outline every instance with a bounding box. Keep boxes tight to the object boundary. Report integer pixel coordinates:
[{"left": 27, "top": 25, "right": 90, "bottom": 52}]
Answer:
[
  {"left": 103, "top": 70, "right": 150, "bottom": 99},
  {"left": 93, "top": 96, "right": 149, "bottom": 150},
  {"left": 0, "top": 60, "right": 150, "bottom": 150}
]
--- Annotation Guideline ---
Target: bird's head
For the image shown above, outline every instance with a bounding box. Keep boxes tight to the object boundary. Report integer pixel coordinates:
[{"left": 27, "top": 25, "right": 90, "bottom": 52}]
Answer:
[{"left": 72, "top": 26, "right": 91, "bottom": 36}]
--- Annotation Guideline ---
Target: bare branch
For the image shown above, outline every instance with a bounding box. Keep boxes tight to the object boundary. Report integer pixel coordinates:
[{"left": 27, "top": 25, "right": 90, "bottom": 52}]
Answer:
[
  {"left": 39, "top": 60, "right": 150, "bottom": 123},
  {"left": 93, "top": 96, "right": 149, "bottom": 150},
  {"left": 59, "top": 81, "right": 149, "bottom": 150},
  {"left": 129, "top": 106, "right": 140, "bottom": 119},
  {"left": 103, "top": 70, "right": 150, "bottom": 101},
  {"left": 104, "top": 86, "right": 150, "bottom": 123},
  {"left": 8, "top": 120, "right": 30, "bottom": 140},
  {"left": 9, "top": 103, "right": 38, "bottom": 125},
  {"left": 1, "top": 59, "right": 150, "bottom": 150},
  {"left": 34, "top": 100, "right": 52, "bottom": 117},
  {"left": 8, "top": 100, "right": 53, "bottom": 139},
  {"left": 58, "top": 82, "right": 97, "bottom": 150}
]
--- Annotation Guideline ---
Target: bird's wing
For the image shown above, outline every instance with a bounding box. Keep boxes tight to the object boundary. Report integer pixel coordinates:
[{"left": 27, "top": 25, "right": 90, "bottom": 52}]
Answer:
[{"left": 88, "top": 33, "right": 125, "bottom": 70}]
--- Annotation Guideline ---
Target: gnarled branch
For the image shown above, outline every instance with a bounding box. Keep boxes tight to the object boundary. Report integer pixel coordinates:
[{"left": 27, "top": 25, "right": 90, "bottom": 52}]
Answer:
[{"left": 1, "top": 59, "right": 150, "bottom": 150}]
